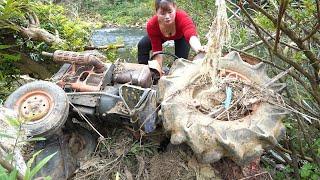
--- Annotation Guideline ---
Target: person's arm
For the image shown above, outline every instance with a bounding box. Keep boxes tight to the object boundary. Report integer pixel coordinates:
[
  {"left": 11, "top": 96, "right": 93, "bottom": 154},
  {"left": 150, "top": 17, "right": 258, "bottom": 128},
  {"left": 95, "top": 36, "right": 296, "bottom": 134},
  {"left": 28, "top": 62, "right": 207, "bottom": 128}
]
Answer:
[
  {"left": 178, "top": 11, "right": 205, "bottom": 54},
  {"left": 151, "top": 51, "right": 163, "bottom": 66},
  {"left": 147, "top": 21, "right": 163, "bottom": 67},
  {"left": 189, "top": 36, "right": 205, "bottom": 54}
]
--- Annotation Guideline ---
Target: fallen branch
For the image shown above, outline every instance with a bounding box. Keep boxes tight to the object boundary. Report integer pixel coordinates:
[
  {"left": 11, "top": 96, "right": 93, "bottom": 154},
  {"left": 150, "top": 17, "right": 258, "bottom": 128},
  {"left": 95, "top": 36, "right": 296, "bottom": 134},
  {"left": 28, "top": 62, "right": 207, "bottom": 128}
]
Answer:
[
  {"left": 84, "top": 44, "right": 124, "bottom": 50},
  {"left": 19, "top": 12, "right": 64, "bottom": 45},
  {"left": 239, "top": 171, "right": 272, "bottom": 180}
]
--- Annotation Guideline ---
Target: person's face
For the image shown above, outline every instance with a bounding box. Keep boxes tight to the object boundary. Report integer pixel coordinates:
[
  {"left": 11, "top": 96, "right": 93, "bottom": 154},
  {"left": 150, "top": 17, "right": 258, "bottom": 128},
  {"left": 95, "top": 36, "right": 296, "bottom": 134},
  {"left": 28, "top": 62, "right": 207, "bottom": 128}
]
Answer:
[{"left": 156, "top": 3, "right": 176, "bottom": 25}]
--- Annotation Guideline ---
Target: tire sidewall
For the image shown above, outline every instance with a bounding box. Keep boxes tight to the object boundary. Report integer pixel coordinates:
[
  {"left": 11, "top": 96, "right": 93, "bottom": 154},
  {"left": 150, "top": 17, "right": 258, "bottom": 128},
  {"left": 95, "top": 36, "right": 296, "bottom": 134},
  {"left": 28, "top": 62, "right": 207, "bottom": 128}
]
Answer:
[{"left": 4, "top": 81, "right": 69, "bottom": 136}]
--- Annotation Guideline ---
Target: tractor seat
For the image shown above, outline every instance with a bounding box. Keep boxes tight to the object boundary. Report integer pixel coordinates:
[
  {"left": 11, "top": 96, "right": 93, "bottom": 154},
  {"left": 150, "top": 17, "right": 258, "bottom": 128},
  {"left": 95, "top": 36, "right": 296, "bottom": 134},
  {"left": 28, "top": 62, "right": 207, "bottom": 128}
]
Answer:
[{"left": 112, "top": 63, "right": 152, "bottom": 88}]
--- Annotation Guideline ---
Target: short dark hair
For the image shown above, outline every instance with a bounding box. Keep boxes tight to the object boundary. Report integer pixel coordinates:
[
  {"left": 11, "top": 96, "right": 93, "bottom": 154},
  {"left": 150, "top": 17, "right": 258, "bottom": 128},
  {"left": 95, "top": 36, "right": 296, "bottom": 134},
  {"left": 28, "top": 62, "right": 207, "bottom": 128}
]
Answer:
[{"left": 155, "top": 0, "right": 175, "bottom": 11}]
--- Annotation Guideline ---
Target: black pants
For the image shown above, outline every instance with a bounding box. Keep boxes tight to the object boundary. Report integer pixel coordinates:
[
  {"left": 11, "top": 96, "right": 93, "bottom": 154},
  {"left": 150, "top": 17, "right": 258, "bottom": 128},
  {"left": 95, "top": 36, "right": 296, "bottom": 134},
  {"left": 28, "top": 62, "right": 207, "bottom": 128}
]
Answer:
[{"left": 137, "top": 35, "right": 190, "bottom": 64}]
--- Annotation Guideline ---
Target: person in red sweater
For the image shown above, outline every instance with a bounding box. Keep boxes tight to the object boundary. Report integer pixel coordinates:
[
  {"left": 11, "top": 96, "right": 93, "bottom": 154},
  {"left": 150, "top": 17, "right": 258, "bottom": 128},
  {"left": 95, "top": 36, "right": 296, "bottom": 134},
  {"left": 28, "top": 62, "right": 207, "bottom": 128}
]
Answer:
[{"left": 138, "top": 0, "right": 205, "bottom": 67}]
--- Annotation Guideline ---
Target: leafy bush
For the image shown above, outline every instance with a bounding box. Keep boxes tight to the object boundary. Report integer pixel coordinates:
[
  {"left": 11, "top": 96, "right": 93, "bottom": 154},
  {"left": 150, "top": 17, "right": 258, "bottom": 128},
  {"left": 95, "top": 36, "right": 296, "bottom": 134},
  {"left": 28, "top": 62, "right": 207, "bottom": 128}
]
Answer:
[
  {"left": 0, "top": 0, "right": 97, "bottom": 99},
  {"left": 0, "top": 114, "right": 56, "bottom": 180},
  {"left": 34, "top": 2, "right": 93, "bottom": 51}
]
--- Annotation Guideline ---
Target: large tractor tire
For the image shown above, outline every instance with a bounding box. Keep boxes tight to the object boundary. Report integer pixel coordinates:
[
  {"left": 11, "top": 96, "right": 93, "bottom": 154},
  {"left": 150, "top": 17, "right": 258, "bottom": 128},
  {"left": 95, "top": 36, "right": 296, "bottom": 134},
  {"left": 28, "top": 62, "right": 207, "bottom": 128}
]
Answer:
[
  {"left": 158, "top": 51, "right": 286, "bottom": 165},
  {"left": 4, "top": 81, "right": 69, "bottom": 137}
]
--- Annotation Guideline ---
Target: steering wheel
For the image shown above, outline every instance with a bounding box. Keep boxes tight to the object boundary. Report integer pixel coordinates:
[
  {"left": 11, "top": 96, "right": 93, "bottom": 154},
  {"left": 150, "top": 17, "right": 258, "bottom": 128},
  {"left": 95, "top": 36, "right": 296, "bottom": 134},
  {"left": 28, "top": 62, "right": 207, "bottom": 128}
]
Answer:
[
  {"left": 148, "top": 52, "right": 179, "bottom": 85},
  {"left": 150, "top": 51, "right": 179, "bottom": 60}
]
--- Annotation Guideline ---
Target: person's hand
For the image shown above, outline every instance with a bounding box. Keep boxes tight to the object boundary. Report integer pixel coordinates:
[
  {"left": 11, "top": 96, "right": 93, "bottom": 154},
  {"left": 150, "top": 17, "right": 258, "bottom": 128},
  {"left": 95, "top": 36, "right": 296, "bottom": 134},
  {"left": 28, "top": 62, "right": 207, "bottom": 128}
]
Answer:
[
  {"left": 195, "top": 45, "right": 207, "bottom": 54},
  {"left": 190, "top": 36, "right": 207, "bottom": 54}
]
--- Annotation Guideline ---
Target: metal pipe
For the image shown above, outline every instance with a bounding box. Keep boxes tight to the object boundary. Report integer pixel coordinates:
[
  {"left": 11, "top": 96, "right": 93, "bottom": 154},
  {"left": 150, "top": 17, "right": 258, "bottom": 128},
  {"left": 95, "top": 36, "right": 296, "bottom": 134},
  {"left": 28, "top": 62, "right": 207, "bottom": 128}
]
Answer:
[{"left": 66, "top": 92, "right": 121, "bottom": 99}]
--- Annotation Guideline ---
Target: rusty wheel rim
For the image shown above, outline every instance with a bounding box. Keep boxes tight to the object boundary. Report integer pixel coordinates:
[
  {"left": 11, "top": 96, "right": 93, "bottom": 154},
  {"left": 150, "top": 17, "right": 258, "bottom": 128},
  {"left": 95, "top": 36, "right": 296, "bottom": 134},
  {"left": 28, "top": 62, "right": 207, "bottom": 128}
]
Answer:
[{"left": 15, "top": 90, "right": 54, "bottom": 122}]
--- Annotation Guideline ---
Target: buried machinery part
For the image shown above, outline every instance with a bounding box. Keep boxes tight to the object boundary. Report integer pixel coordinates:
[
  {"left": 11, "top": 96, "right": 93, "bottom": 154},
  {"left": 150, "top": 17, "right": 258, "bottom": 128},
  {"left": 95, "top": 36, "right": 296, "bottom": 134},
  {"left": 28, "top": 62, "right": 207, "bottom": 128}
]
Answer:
[
  {"left": 4, "top": 81, "right": 69, "bottom": 137},
  {"left": 158, "top": 51, "right": 287, "bottom": 165},
  {"left": 33, "top": 127, "right": 97, "bottom": 179}
]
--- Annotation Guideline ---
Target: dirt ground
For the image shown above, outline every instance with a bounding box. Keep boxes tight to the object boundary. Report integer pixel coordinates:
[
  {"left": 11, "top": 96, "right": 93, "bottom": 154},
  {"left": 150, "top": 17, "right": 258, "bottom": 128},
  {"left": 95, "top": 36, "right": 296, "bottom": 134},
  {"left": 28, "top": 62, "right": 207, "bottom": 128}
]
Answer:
[
  {"left": 20, "top": 124, "right": 272, "bottom": 180},
  {"left": 68, "top": 126, "right": 270, "bottom": 180}
]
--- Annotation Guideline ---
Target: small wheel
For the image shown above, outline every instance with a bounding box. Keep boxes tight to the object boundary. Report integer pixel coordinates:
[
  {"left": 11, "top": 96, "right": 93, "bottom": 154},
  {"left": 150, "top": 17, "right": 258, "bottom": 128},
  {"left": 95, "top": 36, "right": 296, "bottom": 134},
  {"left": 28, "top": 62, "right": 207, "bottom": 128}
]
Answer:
[
  {"left": 68, "top": 127, "right": 97, "bottom": 159},
  {"left": 4, "top": 81, "right": 69, "bottom": 136}
]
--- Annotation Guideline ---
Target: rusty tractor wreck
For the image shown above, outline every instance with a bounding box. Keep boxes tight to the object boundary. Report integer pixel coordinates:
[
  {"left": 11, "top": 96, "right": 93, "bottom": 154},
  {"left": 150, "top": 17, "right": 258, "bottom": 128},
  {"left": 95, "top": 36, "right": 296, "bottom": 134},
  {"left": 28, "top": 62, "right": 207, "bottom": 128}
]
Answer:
[{"left": 2, "top": 50, "right": 286, "bottom": 178}]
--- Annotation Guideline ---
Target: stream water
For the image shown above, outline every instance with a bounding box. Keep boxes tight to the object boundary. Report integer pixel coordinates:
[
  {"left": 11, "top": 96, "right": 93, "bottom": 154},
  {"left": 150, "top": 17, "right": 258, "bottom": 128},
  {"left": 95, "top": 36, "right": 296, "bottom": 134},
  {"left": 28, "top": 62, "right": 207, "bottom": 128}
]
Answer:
[{"left": 91, "top": 27, "right": 146, "bottom": 62}]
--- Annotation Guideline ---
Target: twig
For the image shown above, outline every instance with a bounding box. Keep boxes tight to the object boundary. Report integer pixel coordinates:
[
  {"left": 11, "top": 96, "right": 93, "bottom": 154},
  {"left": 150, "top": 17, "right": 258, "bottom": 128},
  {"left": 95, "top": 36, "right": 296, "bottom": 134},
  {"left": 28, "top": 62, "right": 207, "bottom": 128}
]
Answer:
[
  {"left": 302, "top": 0, "right": 320, "bottom": 42},
  {"left": 69, "top": 101, "right": 105, "bottom": 139},
  {"left": 263, "top": 67, "right": 294, "bottom": 88},
  {"left": 226, "top": 0, "right": 300, "bottom": 51},
  {"left": 241, "top": 36, "right": 273, "bottom": 51},
  {"left": 274, "top": 0, "right": 289, "bottom": 51},
  {"left": 229, "top": 47, "right": 315, "bottom": 99},
  {"left": 240, "top": 3, "right": 320, "bottom": 105},
  {"left": 239, "top": 171, "right": 272, "bottom": 180},
  {"left": 84, "top": 44, "right": 124, "bottom": 50},
  {"left": 302, "top": 23, "right": 320, "bottom": 42},
  {"left": 240, "top": 3, "right": 314, "bottom": 83},
  {"left": 289, "top": 139, "right": 302, "bottom": 179},
  {"left": 247, "top": 1, "right": 320, "bottom": 88},
  {"left": 0, "top": 157, "right": 24, "bottom": 180},
  {"left": 76, "top": 155, "right": 123, "bottom": 179},
  {"left": 295, "top": 116, "right": 320, "bottom": 165},
  {"left": 206, "top": 89, "right": 249, "bottom": 126},
  {"left": 284, "top": 14, "right": 320, "bottom": 45},
  {"left": 269, "top": 101, "right": 319, "bottom": 122}
]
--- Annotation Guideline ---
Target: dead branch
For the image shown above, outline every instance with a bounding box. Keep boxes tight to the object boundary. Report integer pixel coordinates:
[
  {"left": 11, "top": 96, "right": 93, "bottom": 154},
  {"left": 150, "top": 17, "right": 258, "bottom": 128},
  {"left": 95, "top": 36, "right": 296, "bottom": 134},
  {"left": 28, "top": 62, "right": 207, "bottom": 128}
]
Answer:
[
  {"left": 274, "top": 0, "right": 289, "bottom": 51},
  {"left": 302, "top": 23, "right": 320, "bottom": 42},
  {"left": 264, "top": 67, "right": 293, "bottom": 88},
  {"left": 226, "top": 0, "right": 301, "bottom": 52},
  {"left": 241, "top": 37, "right": 273, "bottom": 51},
  {"left": 84, "top": 44, "right": 125, "bottom": 50},
  {"left": 284, "top": 14, "right": 320, "bottom": 45},
  {"left": 0, "top": 157, "right": 24, "bottom": 180},
  {"left": 239, "top": 3, "right": 320, "bottom": 105},
  {"left": 289, "top": 139, "right": 302, "bottom": 179},
  {"left": 246, "top": 1, "right": 320, "bottom": 85},
  {"left": 296, "top": 116, "right": 320, "bottom": 165},
  {"left": 302, "top": 0, "right": 320, "bottom": 42},
  {"left": 20, "top": 12, "right": 64, "bottom": 45},
  {"left": 239, "top": 171, "right": 272, "bottom": 180},
  {"left": 290, "top": 99, "right": 320, "bottom": 121},
  {"left": 271, "top": 143, "right": 313, "bottom": 162}
]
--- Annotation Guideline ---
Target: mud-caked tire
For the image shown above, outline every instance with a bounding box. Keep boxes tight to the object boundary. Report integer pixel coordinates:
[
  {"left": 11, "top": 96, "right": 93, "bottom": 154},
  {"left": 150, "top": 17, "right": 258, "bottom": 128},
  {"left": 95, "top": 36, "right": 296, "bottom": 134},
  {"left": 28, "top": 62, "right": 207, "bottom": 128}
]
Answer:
[
  {"left": 4, "top": 81, "right": 69, "bottom": 137},
  {"left": 158, "top": 51, "right": 287, "bottom": 165}
]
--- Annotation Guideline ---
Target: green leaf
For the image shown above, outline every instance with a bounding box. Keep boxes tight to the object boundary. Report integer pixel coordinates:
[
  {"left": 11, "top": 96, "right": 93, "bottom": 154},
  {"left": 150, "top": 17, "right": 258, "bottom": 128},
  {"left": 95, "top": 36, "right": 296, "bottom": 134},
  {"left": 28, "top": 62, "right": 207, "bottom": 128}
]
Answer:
[
  {"left": 26, "top": 150, "right": 43, "bottom": 169},
  {"left": 43, "top": 176, "right": 52, "bottom": 180},
  {"left": 25, "top": 137, "right": 46, "bottom": 142},
  {"left": 1, "top": 53, "right": 20, "bottom": 62},
  {"left": 311, "top": 174, "right": 319, "bottom": 180},
  {"left": 29, "top": 152, "right": 57, "bottom": 179},
  {"left": 293, "top": 51, "right": 305, "bottom": 63},
  {"left": 300, "top": 168, "right": 311, "bottom": 178},
  {"left": 0, "top": 44, "right": 12, "bottom": 49},
  {"left": 24, "top": 169, "right": 31, "bottom": 180},
  {"left": 0, "top": 132, "right": 15, "bottom": 139},
  {"left": 4, "top": 117, "right": 21, "bottom": 127},
  {"left": 24, "top": 150, "right": 44, "bottom": 180},
  {"left": 8, "top": 169, "right": 18, "bottom": 180},
  {"left": 0, "top": 165, "right": 10, "bottom": 179},
  {"left": 300, "top": 163, "right": 313, "bottom": 178}
]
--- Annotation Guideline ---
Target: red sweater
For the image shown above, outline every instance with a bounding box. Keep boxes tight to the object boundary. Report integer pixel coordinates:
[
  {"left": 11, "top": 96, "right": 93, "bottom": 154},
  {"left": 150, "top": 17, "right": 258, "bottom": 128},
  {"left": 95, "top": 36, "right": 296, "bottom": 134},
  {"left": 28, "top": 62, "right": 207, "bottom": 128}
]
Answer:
[{"left": 146, "top": 10, "right": 197, "bottom": 52}]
